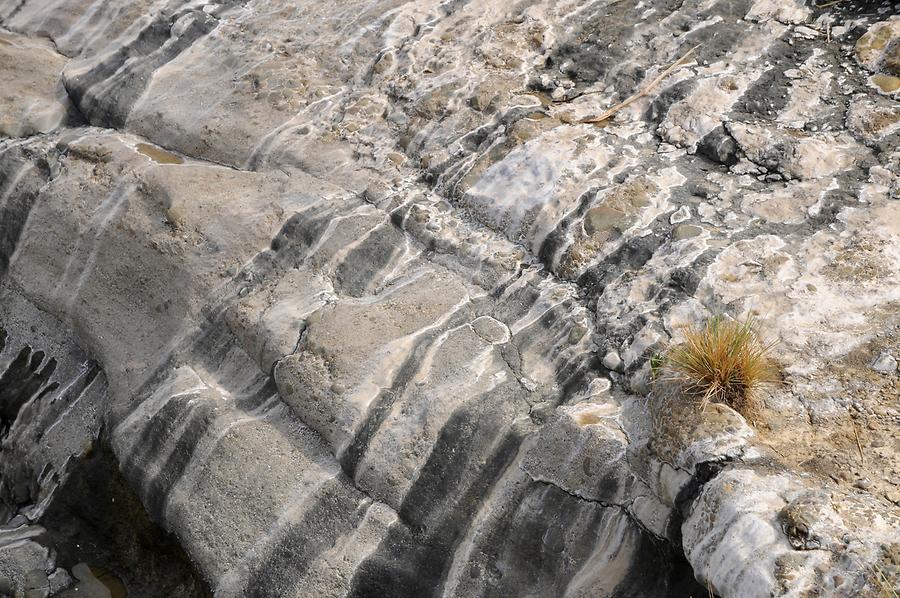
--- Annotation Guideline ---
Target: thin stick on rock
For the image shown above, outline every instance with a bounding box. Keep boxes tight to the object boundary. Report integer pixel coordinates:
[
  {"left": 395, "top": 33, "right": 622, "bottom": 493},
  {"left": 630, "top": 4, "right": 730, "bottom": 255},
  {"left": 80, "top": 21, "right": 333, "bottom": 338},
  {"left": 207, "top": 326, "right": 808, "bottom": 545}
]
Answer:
[
  {"left": 853, "top": 423, "right": 864, "bottom": 465},
  {"left": 764, "top": 442, "right": 788, "bottom": 459},
  {"left": 579, "top": 44, "right": 700, "bottom": 124}
]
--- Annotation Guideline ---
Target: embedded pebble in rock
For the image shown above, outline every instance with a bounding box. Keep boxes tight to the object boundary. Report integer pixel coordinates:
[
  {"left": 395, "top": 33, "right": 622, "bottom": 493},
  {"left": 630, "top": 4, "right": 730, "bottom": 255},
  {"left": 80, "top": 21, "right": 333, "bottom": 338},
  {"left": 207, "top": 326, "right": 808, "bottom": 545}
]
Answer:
[
  {"left": 672, "top": 223, "right": 704, "bottom": 241},
  {"left": 669, "top": 205, "right": 691, "bottom": 225},
  {"left": 470, "top": 316, "right": 511, "bottom": 345},
  {"left": 0, "top": 0, "right": 899, "bottom": 597},
  {"left": 847, "top": 97, "right": 900, "bottom": 140}
]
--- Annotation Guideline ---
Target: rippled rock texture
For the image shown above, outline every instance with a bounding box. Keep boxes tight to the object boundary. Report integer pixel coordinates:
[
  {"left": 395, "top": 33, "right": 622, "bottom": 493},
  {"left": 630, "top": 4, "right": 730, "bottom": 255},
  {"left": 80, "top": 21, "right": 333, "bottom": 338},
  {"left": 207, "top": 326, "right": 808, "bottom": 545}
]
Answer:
[{"left": 1, "top": 0, "right": 899, "bottom": 596}]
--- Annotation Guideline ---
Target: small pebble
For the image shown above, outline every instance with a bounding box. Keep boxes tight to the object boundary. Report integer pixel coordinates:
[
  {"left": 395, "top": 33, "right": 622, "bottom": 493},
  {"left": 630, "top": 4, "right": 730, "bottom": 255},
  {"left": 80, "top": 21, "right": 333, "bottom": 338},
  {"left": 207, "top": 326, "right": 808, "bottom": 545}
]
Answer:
[{"left": 601, "top": 350, "right": 623, "bottom": 372}]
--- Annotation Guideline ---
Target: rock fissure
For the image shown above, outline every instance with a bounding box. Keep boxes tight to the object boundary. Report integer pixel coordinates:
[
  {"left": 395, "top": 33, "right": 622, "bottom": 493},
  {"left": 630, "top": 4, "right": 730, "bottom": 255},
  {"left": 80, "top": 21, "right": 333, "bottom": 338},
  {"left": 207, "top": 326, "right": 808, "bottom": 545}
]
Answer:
[{"left": 519, "top": 465, "right": 676, "bottom": 550}]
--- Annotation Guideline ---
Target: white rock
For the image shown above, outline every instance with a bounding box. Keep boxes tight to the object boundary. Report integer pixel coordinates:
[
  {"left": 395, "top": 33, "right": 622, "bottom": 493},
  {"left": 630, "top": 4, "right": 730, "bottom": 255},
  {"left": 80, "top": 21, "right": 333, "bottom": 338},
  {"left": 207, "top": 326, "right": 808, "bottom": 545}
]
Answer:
[
  {"left": 669, "top": 205, "right": 691, "bottom": 224},
  {"left": 871, "top": 352, "right": 898, "bottom": 373},
  {"left": 602, "top": 350, "right": 623, "bottom": 371}
]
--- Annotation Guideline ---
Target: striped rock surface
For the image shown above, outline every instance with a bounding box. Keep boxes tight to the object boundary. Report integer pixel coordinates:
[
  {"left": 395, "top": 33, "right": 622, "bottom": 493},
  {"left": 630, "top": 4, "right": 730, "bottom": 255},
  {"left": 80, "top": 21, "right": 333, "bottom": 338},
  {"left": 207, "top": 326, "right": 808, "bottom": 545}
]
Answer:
[{"left": 1, "top": 0, "right": 899, "bottom": 596}]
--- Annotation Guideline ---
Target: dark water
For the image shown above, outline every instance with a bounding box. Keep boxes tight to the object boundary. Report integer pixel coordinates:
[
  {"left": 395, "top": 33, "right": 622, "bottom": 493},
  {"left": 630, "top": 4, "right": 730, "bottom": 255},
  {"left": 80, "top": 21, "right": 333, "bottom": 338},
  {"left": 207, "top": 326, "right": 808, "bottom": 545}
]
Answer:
[
  {"left": 0, "top": 326, "right": 209, "bottom": 597},
  {"left": 37, "top": 444, "right": 210, "bottom": 598}
]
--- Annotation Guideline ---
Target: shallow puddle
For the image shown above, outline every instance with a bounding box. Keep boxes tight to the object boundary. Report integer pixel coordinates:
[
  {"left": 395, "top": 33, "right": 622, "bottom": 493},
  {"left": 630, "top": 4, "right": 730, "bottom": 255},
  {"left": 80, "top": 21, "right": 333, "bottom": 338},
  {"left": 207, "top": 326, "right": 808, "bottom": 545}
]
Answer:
[
  {"left": 135, "top": 143, "right": 184, "bottom": 165},
  {"left": 576, "top": 412, "right": 602, "bottom": 425},
  {"left": 871, "top": 74, "right": 900, "bottom": 94},
  {"left": 91, "top": 565, "right": 128, "bottom": 598}
]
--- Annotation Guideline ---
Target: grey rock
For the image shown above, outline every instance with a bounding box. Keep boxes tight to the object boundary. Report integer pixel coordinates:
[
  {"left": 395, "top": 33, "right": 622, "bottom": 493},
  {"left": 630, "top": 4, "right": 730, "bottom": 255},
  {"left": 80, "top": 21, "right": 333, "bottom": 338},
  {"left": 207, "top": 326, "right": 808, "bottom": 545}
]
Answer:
[
  {"left": 854, "top": 478, "right": 873, "bottom": 490},
  {"left": 47, "top": 569, "right": 73, "bottom": 594},
  {"left": 57, "top": 564, "right": 111, "bottom": 598},
  {"left": 601, "top": 350, "right": 623, "bottom": 372},
  {"left": 22, "top": 569, "right": 49, "bottom": 598},
  {"left": 0, "top": 31, "right": 74, "bottom": 137},
  {"left": 872, "top": 352, "right": 898, "bottom": 373}
]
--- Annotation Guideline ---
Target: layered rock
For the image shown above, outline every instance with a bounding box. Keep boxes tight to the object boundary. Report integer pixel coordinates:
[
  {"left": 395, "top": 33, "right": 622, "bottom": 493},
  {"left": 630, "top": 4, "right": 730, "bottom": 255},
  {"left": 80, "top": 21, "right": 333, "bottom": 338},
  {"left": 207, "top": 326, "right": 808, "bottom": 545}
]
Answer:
[{"left": 0, "top": 0, "right": 898, "bottom": 596}]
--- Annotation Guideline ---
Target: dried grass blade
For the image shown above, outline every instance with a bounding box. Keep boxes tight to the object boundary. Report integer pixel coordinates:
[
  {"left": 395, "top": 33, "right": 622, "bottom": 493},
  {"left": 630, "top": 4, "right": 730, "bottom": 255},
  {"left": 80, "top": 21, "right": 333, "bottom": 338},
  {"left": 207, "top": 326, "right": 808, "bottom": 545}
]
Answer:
[{"left": 580, "top": 44, "right": 700, "bottom": 124}]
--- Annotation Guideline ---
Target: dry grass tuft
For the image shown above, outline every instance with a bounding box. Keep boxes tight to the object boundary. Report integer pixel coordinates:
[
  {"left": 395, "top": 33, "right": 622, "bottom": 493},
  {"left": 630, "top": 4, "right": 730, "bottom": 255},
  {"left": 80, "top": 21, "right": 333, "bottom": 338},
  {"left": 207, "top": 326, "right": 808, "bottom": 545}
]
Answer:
[{"left": 660, "top": 316, "right": 778, "bottom": 419}]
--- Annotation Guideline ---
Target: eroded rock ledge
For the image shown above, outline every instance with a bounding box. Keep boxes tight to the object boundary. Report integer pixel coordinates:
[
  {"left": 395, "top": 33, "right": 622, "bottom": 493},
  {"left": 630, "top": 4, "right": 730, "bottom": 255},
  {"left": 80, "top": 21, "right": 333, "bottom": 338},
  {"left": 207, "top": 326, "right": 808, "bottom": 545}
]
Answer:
[{"left": 0, "top": 0, "right": 898, "bottom": 596}]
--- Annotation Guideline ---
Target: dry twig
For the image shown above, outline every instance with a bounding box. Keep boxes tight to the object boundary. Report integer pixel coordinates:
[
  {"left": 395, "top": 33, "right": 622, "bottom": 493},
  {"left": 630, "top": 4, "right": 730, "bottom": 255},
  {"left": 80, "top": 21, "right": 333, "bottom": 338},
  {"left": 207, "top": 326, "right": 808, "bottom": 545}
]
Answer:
[{"left": 579, "top": 44, "right": 700, "bottom": 124}]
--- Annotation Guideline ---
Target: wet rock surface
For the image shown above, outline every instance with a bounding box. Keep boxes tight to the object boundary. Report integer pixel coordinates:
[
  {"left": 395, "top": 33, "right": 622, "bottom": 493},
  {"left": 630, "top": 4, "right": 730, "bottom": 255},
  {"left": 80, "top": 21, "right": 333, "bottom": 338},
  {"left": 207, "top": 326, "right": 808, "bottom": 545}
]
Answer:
[{"left": 0, "top": 0, "right": 898, "bottom": 596}]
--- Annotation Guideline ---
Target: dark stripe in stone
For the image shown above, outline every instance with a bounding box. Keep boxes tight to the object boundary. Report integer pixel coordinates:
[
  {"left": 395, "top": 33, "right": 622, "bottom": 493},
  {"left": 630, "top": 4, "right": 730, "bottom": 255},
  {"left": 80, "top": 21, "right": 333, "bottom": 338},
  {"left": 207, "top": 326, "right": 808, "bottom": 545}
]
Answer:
[
  {"left": 121, "top": 395, "right": 190, "bottom": 467},
  {"left": 64, "top": 9, "right": 218, "bottom": 128},
  {"left": 0, "top": 346, "right": 57, "bottom": 436},
  {"left": 537, "top": 186, "right": 600, "bottom": 273},
  {"left": 487, "top": 265, "right": 526, "bottom": 300},
  {"left": 334, "top": 223, "right": 405, "bottom": 297},
  {"left": 554, "top": 352, "right": 599, "bottom": 405},
  {"left": 0, "top": 158, "right": 50, "bottom": 278},
  {"left": 234, "top": 378, "right": 279, "bottom": 413},
  {"left": 465, "top": 480, "right": 708, "bottom": 597},
  {"left": 492, "top": 274, "right": 541, "bottom": 313},
  {"left": 120, "top": 395, "right": 201, "bottom": 499},
  {"left": 347, "top": 398, "right": 531, "bottom": 597},
  {"left": 240, "top": 475, "right": 370, "bottom": 597},
  {"left": 733, "top": 41, "right": 814, "bottom": 119},
  {"left": 32, "top": 363, "right": 101, "bottom": 443},
  {"left": 339, "top": 304, "right": 471, "bottom": 478},
  {"left": 271, "top": 205, "right": 342, "bottom": 257},
  {"left": 141, "top": 400, "right": 217, "bottom": 523},
  {"left": 476, "top": 483, "right": 611, "bottom": 596},
  {"left": 576, "top": 233, "right": 665, "bottom": 297}
]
